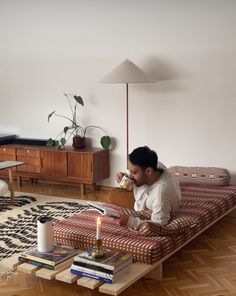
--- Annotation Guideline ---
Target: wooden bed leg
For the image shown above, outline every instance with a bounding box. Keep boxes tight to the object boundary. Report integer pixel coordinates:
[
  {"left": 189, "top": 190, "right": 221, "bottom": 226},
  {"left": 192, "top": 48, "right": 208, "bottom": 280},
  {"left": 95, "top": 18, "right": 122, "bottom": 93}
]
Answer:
[{"left": 144, "top": 263, "right": 163, "bottom": 281}]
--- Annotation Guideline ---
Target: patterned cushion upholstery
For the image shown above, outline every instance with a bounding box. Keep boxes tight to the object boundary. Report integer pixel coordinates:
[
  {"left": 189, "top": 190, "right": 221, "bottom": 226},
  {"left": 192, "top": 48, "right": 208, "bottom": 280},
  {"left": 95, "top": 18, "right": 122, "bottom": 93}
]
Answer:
[
  {"left": 122, "top": 208, "right": 197, "bottom": 237},
  {"left": 138, "top": 214, "right": 197, "bottom": 237},
  {"left": 54, "top": 185, "right": 236, "bottom": 264},
  {"left": 168, "top": 166, "right": 231, "bottom": 186}
]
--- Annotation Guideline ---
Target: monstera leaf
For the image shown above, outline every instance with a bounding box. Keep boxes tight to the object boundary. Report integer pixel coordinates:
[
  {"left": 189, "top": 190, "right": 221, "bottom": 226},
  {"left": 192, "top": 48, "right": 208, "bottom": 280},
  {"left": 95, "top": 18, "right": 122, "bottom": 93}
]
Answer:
[
  {"left": 74, "top": 95, "right": 84, "bottom": 106},
  {"left": 100, "top": 136, "right": 111, "bottom": 150}
]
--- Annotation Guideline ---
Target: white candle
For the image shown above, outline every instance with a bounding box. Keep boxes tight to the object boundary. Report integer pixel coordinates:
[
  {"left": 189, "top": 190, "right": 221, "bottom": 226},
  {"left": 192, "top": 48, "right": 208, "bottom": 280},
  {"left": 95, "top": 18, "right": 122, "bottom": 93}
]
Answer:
[{"left": 96, "top": 217, "right": 101, "bottom": 240}]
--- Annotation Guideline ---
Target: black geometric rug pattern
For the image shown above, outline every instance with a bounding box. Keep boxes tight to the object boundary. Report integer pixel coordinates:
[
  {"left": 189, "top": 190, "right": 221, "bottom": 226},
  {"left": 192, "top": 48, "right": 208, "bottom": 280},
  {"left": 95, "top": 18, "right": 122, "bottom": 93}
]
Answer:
[
  {"left": 0, "top": 195, "right": 36, "bottom": 212},
  {"left": 0, "top": 198, "right": 89, "bottom": 261}
]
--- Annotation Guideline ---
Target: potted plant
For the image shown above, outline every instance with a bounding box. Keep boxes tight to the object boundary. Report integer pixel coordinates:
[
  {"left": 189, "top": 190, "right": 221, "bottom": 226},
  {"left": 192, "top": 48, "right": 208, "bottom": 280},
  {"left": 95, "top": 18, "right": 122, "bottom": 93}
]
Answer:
[{"left": 46, "top": 93, "right": 111, "bottom": 150}]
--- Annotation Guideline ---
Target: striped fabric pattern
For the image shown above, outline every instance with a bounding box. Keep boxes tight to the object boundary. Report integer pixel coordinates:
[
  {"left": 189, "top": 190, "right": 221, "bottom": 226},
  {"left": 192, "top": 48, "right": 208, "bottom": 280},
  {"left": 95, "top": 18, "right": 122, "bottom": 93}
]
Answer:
[
  {"left": 168, "top": 166, "right": 231, "bottom": 186},
  {"left": 53, "top": 184, "right": 236, "bottom": 264}
]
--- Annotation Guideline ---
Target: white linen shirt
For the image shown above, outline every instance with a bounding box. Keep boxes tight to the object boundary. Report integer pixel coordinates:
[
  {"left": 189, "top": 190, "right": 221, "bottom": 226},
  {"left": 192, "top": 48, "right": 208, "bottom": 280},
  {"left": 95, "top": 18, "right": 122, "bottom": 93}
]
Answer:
[{"left": 127, "top": 163, "right": 182, "bottom": 230}]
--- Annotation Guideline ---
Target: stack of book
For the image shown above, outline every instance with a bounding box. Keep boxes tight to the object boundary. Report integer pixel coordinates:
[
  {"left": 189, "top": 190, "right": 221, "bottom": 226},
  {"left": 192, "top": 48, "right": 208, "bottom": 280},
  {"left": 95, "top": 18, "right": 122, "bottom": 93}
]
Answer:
[
  {"left": 19, "top": 244, "right": 78, "bottom": 270},
  {"left": 71, "top": 249, "right": 133, "bottom": 284}
]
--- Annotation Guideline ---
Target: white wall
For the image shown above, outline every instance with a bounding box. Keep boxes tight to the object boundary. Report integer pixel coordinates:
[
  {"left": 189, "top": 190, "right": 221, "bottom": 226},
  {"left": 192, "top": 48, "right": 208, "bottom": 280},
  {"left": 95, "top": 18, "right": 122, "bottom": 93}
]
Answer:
[{"left": 1, "top": 0, "right": 236, "bottom": 185}]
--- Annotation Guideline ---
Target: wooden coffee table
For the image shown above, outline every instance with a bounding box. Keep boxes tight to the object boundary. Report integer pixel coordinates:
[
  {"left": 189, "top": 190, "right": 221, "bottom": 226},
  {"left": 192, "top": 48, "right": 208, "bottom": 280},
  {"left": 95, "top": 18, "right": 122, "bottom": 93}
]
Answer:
[
  {"left": 0, "top": 160, "right": 25, "bottom": 204},
  {"left": 16, "top": 251, "right": 162, "bottom": 296}
]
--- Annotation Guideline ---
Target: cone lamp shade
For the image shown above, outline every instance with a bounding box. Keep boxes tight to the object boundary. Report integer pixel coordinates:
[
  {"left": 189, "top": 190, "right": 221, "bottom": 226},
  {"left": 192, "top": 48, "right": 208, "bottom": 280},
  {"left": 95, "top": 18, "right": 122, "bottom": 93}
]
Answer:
[{"left": 100, "top": 59, "right": 154, "bottom": 167}]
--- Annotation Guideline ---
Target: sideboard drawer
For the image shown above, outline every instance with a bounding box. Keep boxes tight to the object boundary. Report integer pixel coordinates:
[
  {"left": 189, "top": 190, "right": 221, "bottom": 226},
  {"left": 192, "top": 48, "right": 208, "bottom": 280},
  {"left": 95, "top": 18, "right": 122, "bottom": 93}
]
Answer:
[
  {"left": 17, "top": 148, "right": 40, "bottom": 157},
  {"left": 17, "top": 156, "right": 41, "bottom": 173},
  {"left": 0, "top": 147, "right": 16, "bottom": 156}
]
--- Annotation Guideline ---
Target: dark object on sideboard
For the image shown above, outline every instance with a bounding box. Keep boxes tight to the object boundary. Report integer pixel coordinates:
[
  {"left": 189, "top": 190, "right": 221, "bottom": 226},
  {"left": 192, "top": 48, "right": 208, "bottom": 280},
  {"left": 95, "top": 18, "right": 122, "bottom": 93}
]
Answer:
[
  {"left": 0, "top": 134, "right": 16, "bottom": 145},
  {"left": 0, "top": 136, "right": 48, "bottom": 146},
  {"left": 12, "top": 138, "right": 48, "bottom": 146}
]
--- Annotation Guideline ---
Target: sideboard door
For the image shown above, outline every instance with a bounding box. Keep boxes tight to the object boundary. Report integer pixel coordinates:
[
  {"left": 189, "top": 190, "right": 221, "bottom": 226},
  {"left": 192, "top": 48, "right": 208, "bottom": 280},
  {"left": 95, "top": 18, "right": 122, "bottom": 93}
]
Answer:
[
  {"left": 41, "top": 150, "right": 67, "bottom": 177},
  {"left": 67, "top": 152, "right": 93, "bottom": 183}
]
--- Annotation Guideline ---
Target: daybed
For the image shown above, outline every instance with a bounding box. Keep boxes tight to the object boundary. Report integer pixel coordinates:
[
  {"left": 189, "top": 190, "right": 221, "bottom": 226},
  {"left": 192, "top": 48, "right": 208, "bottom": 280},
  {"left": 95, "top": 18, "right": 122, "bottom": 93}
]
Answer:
[{"left": 52, "top": 166, "right": 236, "bottom": 294}]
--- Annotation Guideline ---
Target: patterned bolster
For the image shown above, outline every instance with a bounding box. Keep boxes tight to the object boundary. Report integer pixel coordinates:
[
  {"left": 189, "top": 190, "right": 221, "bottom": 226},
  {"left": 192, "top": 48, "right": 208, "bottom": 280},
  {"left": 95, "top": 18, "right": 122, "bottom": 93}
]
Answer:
[
  {"left": 138, "top": 214, "right": 197, "bottom": 237},
  {"left": 122, "top": 208, "right": 197, "bottom": 237},
  {"left": 168, "top": 166, "right": 231, "bottom": 186}
]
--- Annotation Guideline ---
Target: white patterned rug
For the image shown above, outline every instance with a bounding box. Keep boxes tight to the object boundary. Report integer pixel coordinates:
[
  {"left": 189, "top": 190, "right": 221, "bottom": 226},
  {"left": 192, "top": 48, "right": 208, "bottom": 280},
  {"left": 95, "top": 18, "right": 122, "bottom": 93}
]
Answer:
[{"left": 0, "top": 192, "right": 89, "bottom": 278}]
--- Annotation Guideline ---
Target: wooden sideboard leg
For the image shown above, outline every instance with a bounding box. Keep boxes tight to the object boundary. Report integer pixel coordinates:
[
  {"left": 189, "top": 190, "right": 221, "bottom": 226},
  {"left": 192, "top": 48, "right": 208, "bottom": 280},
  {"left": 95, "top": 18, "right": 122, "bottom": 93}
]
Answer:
[
  {"left": 80, "top": 183, "right": 85, "bottom": 196},
  {"left": 17, "top": 175, "right": 22, "bottom": 187},
  {"left": 92, "top": 183, "right": 97, "bottom": 191},
  {"left": 144, "top": 263, "right": 163, "bottom": 281}
]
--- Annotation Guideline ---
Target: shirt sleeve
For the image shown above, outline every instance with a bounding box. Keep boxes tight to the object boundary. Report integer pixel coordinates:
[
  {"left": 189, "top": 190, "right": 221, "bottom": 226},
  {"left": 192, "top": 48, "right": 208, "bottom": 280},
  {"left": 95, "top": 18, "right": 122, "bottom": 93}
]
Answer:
[
  {"left": 151, "top": 200, "right": 171, "bottom": 226},
  {"left": 127, "top": 184, "right": 172, "bottom": 229},
  {"left": 127, "top": 201, "right": 171, "bottom": 230}
]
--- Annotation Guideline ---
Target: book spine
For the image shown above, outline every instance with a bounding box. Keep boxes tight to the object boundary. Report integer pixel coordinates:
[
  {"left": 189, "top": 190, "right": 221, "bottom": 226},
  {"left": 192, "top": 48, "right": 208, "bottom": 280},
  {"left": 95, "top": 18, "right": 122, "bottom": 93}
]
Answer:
[
  {"left": 73, "top": 256, "right": 132, "bottom": 271},
  {"left": 70, "top": 268, "right": 113, "bottom": 284},
  {"left": 73, "top": 258, "right": 132, "bottom": 274},
  {"left": 73, "top": 261, "right": 113, "bottom": 274},
  {"left": 19, "top": 256, "right": 74, "bottom": 270},
  {"left": 19, "top": 254, "right": 55, "bottom": 266},
  {"left": 73, "top": 256, "right": 114, "bottom": 270},
  {"left": 18, "top": 257, "right": 54, "bottom": 270},
  {"left": 71, "top": 264, "right": 114, "bottom": 280}
]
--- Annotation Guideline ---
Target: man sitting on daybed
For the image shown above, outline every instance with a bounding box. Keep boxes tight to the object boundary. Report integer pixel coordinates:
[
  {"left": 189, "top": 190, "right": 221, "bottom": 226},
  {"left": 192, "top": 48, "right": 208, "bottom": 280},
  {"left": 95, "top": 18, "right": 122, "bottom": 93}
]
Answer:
[{"left": 115, "top": 146, "right": 182, "bottom": 230}]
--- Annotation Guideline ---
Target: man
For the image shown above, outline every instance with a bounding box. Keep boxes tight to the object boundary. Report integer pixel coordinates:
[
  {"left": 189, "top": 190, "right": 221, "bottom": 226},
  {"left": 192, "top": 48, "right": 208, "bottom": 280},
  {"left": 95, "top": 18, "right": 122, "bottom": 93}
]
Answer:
[{"left": 115, "top": 146, "right": 182, "bottom": 230}]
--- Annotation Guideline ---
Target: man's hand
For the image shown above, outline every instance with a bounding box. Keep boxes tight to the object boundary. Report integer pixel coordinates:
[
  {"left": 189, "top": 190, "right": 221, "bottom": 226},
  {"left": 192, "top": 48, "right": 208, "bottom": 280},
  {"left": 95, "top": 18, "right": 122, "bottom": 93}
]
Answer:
[
  {"left": 115, "top": 212, "right": 129, "bottom": 226},
  {"left": 115, "top": 172, "right": 125, "bottom": 183}
]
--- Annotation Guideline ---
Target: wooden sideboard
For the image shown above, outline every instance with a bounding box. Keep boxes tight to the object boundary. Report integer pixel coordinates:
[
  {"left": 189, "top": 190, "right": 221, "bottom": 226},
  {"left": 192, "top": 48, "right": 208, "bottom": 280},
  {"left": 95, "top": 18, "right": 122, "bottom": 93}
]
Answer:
[{"left": 0, "top": 144, "right": 109, "bottom": 195}]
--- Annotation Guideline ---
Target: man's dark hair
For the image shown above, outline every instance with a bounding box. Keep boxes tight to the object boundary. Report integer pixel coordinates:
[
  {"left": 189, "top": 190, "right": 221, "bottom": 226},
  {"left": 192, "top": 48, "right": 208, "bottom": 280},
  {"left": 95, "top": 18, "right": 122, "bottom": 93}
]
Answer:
[{"left": 129, "top": 146, "right": 158, "bottom": 170}]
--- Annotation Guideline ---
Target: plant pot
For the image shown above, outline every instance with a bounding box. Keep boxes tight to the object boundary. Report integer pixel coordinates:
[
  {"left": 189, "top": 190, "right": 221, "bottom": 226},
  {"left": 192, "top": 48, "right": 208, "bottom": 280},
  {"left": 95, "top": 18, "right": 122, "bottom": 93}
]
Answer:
[{"left": 72, "top": 136, "right": 86, "bottom": 149}]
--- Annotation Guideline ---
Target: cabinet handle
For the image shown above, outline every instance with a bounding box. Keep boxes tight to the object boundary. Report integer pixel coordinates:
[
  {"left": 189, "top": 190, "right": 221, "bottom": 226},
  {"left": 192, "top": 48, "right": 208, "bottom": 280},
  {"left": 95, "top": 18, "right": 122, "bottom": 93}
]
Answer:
[
  {"left": 27, "top": 150, "right": 29, "bottom": 154},
  {"left": 41, "top": 157, "right": 43, "bottom": 169},
  {"left": 3, "top": 148, "right": 6, "bottom": 152}
]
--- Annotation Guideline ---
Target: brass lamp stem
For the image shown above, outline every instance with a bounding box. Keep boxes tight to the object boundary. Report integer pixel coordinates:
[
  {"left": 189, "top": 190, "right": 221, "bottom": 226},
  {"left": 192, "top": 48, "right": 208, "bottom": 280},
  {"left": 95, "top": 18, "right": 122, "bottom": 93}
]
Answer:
[{"left": 126, "top": 83, "right": 129, "bottom": 169}]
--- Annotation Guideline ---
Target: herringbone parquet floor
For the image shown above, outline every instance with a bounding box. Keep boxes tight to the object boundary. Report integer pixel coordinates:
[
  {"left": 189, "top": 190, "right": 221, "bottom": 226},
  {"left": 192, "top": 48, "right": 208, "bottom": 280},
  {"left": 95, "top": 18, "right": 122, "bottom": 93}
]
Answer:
[{"left": 1, "top": 181, "right": 236, "bottom": 296}]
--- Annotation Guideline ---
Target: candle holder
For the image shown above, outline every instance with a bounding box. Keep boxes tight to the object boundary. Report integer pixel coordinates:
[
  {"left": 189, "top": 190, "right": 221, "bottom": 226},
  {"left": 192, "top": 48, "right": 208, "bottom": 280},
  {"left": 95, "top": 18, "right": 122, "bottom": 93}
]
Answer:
[{"left": 91, "top": 238, "right": 105, "bottom": 259}]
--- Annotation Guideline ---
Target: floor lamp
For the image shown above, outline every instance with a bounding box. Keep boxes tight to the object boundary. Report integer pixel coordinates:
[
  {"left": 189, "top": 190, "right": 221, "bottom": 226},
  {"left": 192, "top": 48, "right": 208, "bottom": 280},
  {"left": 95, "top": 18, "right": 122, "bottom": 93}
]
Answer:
[{"left": 100, "top": 59, "right": 153, "bottom": 167}]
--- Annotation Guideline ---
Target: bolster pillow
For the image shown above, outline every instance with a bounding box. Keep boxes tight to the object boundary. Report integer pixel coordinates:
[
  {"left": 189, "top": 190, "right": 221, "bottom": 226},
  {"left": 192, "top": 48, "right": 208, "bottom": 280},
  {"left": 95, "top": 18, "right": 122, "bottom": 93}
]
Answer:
[{"left": 168, "top": 166, "right": 231, "bottom": 186}]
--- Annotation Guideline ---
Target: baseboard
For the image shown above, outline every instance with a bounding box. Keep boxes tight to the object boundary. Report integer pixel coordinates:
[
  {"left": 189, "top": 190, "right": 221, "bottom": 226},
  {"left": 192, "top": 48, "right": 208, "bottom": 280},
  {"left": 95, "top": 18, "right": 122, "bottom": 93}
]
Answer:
[
  {"left": 96, "top": 185, "right": 114, "bottom": 191},
  {"left": 17, "top": 178, "right": 115, "bottom": 192}
]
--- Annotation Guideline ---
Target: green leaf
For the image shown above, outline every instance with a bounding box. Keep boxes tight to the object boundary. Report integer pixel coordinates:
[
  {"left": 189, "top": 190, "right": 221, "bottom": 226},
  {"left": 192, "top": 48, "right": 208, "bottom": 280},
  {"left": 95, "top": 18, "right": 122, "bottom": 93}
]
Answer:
[
  {"left": 48, "top": 111, "right": 55, "bottom": 122},
  {"left": 46, "top": 138, "right": 55, "bottom": 147},
  {"left": 74, "top": 95, "right": 84, "bottom": 106},
  {"left": 54, "top": 140, "right": 60, "bottom": 148},
  {"left": 64, "top": 126, "right": 69, "bottom": 134},
  {"left": 100, "top": 136, "right": 111, "bottom": 149},
  {"left": 60, "top": 138, "right": 66, "bottom": 146}
]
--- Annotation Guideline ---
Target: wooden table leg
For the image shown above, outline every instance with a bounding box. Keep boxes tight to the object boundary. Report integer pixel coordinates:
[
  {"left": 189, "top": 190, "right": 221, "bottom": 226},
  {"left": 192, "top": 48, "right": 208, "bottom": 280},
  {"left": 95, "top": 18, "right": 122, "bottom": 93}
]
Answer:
[{"left": 8, "top": 168, "right": 15, "bottom": 205}]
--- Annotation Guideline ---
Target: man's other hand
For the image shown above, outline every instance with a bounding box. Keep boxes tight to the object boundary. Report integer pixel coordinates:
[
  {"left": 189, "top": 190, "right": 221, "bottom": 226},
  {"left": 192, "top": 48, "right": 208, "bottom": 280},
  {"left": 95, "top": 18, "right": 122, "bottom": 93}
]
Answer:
[{"left": 115, "top": 212, "right": 129, "bottom": 226}]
